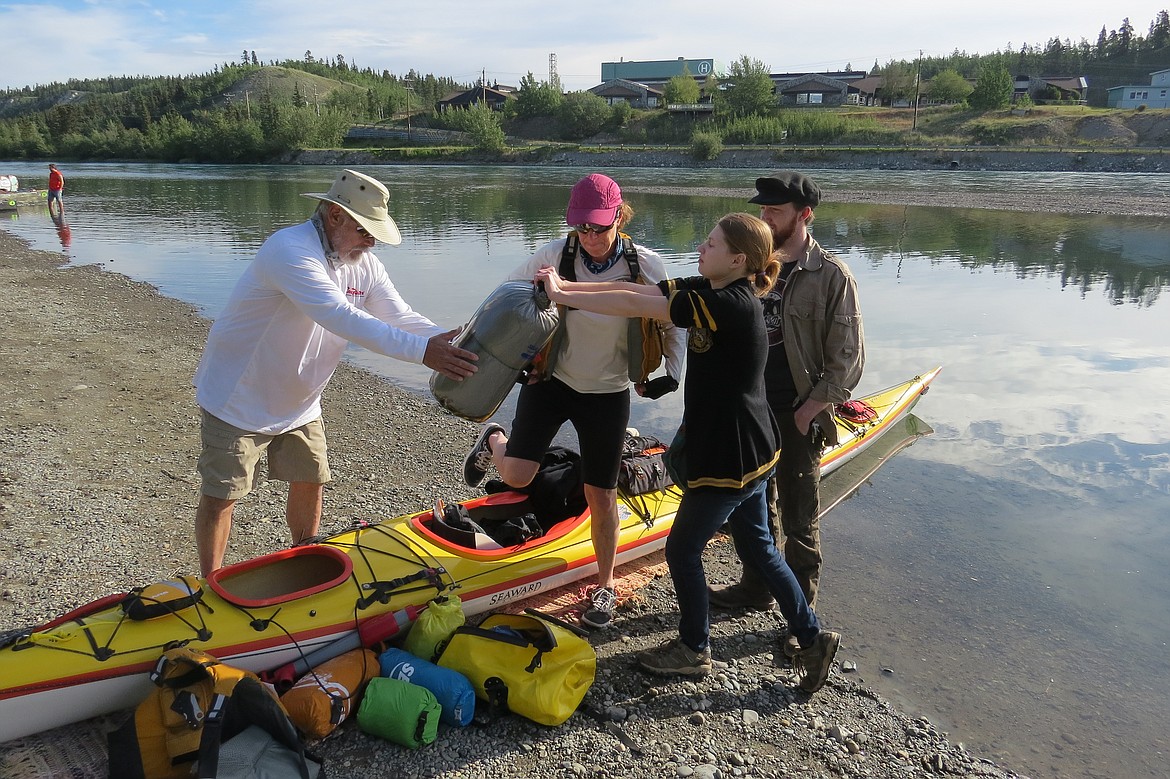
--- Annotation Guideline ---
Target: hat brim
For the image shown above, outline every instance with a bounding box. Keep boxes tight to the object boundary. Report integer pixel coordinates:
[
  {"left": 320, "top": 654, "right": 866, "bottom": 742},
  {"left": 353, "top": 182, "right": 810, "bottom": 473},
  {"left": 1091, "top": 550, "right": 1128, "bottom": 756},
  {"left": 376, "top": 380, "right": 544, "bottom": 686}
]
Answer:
[
  {"left": 565, "top": 205, "right": 619, "bottom": 227},
  {"left": 301, "top": 193, "right": 402, "bottom": 245}
]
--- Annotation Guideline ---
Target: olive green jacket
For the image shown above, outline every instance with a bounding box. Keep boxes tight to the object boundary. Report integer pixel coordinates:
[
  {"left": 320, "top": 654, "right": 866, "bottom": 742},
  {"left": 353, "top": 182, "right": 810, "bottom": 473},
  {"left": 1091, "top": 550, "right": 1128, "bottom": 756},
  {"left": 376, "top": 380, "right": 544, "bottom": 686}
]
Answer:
[{"left": 780, "top": 236, "right": 865, "bottom": 445}]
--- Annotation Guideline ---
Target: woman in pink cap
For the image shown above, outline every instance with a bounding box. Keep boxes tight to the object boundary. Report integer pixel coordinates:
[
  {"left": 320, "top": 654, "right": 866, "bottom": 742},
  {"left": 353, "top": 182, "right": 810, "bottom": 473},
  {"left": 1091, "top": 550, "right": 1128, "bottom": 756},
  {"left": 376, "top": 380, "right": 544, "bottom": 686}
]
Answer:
[{"left": 462, "top": 173, "right": 685, "bottom": 629}]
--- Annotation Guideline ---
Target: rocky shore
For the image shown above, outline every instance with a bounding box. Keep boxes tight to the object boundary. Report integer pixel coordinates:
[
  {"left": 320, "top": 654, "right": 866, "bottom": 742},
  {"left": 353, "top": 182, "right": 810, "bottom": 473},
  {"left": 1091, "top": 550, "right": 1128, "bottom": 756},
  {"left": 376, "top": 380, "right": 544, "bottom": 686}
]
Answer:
[
  {"left": 0, "top": 225, "right": 1032, "bottom": 778},
  {"left": 293, "top": 146, "right": 1170, "bottom": 217}
]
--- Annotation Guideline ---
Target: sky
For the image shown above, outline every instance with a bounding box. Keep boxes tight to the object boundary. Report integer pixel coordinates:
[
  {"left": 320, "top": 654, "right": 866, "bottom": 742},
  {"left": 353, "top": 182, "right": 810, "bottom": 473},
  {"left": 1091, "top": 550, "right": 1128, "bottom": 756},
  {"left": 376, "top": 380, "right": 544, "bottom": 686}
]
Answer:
[{"left": 2, "top": 1, "right": 1168, "bottom": 93}]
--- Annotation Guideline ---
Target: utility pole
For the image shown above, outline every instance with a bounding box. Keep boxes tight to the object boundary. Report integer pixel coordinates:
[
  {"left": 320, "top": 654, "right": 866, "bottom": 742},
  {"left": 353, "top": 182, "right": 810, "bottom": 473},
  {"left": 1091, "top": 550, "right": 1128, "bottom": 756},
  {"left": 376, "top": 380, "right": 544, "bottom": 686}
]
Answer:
[
  {"left": 482, "top": 69, "right": 487, "bottom": 106},
  {"left": 404, "top": 78, "right": 413, "bottom": 142},
  {"left": 912, "top": 50, "right": 922, "bottom": 132}
]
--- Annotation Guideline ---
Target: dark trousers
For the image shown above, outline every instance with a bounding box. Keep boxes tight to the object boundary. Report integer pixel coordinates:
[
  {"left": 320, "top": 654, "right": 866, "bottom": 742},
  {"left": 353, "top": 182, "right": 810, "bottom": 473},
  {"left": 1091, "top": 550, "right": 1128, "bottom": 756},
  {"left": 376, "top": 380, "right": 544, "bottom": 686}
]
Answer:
[
  {"left": 743, "top": 407, "right": 824, "bottom": 608},
  {"left": 668, "top": 479, "right": 818, "bottom": 652}
]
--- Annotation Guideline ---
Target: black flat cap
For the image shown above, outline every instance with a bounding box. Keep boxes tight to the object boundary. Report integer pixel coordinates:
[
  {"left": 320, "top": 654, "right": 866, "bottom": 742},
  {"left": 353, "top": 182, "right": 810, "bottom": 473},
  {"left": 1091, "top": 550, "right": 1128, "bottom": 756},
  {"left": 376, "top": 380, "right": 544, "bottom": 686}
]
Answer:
[{"left": 747, "top": 171, "right": 821, "bottom": 209}]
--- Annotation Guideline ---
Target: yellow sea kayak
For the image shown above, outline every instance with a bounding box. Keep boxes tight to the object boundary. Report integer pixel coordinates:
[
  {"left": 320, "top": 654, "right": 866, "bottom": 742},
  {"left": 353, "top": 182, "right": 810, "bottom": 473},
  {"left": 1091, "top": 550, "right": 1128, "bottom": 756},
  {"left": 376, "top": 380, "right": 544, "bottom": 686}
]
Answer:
[{"left": 0, "top": 367, "right": 940, "bottom": 744}]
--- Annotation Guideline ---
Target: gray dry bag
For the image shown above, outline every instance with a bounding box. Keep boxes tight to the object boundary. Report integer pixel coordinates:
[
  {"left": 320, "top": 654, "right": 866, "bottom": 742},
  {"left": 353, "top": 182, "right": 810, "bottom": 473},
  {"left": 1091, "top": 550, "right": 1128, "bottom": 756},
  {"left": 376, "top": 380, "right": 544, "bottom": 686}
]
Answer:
[{"left": 430, "top": 280, "right": 559, "bottom": 422}]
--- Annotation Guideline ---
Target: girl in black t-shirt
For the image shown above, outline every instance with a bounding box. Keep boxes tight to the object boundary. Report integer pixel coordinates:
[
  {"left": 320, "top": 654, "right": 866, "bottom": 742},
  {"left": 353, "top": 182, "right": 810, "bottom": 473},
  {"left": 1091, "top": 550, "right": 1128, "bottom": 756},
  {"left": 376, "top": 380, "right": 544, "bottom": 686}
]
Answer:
[{"left": 536, "top": 213, "right": 841, "bottom": 693}]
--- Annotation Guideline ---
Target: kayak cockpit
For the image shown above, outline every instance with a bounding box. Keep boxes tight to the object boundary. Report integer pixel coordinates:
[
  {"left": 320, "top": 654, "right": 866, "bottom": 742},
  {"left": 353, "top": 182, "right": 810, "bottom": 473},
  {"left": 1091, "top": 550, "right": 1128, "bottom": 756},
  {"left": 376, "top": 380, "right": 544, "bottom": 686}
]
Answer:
[
  {"left": 207, "top": 545, "right": 353, "bottom": 608},
  {"left": 410, "top": 491, "right": 590, "bottom": 559}
]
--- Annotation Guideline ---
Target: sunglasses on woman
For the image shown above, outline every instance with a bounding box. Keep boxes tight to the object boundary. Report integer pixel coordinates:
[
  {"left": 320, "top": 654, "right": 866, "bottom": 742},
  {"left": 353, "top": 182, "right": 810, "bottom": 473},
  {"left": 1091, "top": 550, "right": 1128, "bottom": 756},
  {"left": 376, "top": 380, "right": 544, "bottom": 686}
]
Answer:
[{"left": 570, "top": 221, "right": 616, "bottom": 235}]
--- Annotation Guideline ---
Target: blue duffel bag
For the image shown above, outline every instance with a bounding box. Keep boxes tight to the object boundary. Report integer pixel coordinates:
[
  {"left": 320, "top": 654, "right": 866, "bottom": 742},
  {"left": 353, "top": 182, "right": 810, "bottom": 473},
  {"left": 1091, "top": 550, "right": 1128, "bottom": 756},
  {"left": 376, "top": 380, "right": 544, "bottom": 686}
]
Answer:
[{"left": 378, "top": 647, "right": 476, "bottom": 726}]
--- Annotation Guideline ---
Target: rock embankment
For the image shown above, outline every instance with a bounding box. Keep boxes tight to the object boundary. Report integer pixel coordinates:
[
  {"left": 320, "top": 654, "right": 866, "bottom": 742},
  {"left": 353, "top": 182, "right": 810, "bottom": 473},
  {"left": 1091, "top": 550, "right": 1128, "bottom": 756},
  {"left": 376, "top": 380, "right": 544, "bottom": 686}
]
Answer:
[
  {"left": 294, "top": 144, "right": 1170, "bottom": 175},
  {"left": 292, "top": 146, "right": 1170, "bottom": 218}
]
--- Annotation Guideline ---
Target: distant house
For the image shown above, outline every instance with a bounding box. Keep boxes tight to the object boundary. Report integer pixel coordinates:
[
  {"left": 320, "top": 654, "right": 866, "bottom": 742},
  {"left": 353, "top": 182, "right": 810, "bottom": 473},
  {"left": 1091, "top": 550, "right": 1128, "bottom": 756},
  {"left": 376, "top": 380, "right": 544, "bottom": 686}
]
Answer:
[
  {"left": 589, "top": 79, "right": 663, "bottom": 109},
  {"left": 437, "top": 82, "right": 516, "bottom": 112},
  {"left": 1014, "top": 75, "right": 1087, "bottom": 104},
  {"left": 774, "top": 73, "right": 852, "bottom": 107},
  {"left": 845, "top": 75, "right": 883, "bottom": 106},
  {"left": 768, "top": 71, "right": 867, "bottom": 107},
  {"left": 1106, "top": 69, "right": 1170, "bottom": 109}
]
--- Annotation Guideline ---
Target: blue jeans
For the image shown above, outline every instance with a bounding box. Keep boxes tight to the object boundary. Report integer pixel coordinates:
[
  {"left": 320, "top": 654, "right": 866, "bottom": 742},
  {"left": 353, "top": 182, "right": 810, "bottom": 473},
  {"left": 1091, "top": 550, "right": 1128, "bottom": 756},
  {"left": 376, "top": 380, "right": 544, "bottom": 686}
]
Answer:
[{"left": 666, "top": 477, "right": 819, "bottom": 652}]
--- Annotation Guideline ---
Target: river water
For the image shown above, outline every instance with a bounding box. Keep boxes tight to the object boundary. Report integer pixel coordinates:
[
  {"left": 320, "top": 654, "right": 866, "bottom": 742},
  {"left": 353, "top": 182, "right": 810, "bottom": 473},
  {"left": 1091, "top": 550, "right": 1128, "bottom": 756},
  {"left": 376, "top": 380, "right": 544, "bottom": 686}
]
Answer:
[{"left": 4, "top": 161, "right": 1170, "bottom": 779}]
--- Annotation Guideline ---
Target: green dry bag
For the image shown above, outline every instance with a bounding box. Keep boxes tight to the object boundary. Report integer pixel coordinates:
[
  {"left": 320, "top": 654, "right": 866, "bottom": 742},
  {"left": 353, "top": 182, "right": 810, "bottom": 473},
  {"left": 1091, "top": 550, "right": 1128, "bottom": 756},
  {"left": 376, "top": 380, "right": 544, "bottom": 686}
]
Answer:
[
  {"left": 357, "top": 677, "right": 441, "bottom": 748},
  {"left": 403, "top": 595, "right": 466, "bottom": 662}
]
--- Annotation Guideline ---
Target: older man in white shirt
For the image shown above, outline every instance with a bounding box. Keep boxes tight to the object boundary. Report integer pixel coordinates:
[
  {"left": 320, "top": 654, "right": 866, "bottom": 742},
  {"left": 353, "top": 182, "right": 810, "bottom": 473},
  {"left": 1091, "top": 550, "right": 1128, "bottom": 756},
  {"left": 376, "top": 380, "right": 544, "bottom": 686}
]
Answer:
[{"left": 193, "top": 169, "right": 476, "bottom": 576}]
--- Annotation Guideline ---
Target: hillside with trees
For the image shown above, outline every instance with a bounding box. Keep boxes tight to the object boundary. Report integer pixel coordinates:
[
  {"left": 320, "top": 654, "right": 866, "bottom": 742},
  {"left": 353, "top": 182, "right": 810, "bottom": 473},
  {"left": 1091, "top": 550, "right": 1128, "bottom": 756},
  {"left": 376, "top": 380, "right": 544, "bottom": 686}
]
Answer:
[
  {"left": 0, "top": 55, "right": 461, "bottom": 162},
  {"left": 1, "top": 13, "right": 1167, "bottom": 163}
]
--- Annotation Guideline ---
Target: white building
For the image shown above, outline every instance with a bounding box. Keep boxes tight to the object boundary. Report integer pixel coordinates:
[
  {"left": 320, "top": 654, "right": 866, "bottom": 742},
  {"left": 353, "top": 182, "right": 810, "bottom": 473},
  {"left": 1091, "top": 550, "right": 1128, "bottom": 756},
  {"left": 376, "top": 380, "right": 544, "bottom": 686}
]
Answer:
[{"left": 1106, "top": 69, "right": 1170, "bottom": 109}]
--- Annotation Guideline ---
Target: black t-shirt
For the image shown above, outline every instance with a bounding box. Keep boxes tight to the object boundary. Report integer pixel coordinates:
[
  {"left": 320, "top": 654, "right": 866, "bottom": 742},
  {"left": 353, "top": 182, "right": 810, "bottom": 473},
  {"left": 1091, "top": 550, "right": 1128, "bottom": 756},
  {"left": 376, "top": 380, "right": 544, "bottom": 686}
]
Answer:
[
  {"left": 762, "top": 261, "right": 798, "bottom": 407},
  {"left": 658, "top": 276, "right": 780, "bottom": 490}
]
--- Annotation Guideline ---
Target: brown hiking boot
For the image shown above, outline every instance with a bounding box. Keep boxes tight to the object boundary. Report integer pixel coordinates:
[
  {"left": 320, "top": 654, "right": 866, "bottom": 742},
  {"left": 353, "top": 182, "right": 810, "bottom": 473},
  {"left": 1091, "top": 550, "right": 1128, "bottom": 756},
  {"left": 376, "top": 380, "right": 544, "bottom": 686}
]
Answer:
[
  {"left": 794, "top": 630, "right": 841, "bottom": 693},
  {"left": 636, "top": 638, "right": 714, "bottom": 677},
  {"left": 707, "top": 581, "right": 776, "bottom": 611}
]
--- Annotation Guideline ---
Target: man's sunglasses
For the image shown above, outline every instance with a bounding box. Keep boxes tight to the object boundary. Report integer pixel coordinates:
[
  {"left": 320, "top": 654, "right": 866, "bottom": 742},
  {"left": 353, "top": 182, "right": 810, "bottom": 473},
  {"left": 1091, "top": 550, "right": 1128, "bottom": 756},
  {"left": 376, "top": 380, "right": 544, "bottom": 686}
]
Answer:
[{"left": 569, "top": 222, "right": 616, "bottom": 235}]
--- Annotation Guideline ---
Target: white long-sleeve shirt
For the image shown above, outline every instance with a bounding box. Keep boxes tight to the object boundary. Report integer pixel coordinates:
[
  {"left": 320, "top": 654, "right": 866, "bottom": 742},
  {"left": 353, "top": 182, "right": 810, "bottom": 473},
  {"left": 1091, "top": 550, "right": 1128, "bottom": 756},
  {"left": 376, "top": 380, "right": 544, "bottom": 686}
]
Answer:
[
  {"left": 508, "top": 237, "right": 686, "bottom": 394},
  {"left": 194, "top": 220, "right": 442, "bottom": 434}
]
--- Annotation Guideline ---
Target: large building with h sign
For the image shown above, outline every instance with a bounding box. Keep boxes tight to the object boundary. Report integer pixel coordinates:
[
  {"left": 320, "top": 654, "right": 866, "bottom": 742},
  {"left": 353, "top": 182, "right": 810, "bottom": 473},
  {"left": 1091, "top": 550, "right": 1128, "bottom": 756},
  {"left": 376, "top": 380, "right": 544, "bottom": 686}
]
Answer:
[{"left": 600, "top": 57, "right": 725, "bottom": 88}]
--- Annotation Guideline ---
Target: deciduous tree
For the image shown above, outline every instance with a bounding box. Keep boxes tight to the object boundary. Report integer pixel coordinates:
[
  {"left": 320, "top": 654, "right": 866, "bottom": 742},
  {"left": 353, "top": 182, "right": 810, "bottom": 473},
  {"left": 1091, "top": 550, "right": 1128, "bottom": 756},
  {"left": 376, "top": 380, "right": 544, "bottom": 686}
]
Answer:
[
  {"left": 926, "top": 69, "right": 973, "bottom": 104},
  {"left": 516, "top": 72, "right": 562, "bottom": 119},
  {"left": 968, "top": 63, "right": 1012, "bottom": 110},
  {"left": 721, "top": 56, "right": 774, "bottom": 117},
  {"left": 556, "top": 91, "right": 610, "bottom": 140},
  {"left": 663, "top": 70, "right": 700, "bottom": 105}
]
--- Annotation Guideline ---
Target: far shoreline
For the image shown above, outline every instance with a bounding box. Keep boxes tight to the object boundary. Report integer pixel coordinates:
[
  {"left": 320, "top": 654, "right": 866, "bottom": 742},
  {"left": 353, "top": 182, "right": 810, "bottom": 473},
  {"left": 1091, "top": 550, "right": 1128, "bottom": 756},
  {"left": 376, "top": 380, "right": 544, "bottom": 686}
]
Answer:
[{"left": 287, "top": 146, "right": 1170, "bottom": 217}]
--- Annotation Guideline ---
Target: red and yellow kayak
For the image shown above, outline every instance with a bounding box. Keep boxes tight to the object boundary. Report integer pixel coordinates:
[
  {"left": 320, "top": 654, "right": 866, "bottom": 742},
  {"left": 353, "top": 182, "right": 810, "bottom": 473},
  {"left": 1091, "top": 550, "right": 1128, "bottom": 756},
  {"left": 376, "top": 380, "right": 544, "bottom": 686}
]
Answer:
[{"left": 0, "top": 367, "right": 939, "bottom": 744}]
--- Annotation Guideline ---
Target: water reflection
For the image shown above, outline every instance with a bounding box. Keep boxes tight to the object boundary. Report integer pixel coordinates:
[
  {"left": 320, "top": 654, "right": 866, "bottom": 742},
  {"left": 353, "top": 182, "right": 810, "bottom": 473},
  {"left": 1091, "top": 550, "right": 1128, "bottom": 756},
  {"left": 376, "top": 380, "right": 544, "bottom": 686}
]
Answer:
[
  {"left": 2, "top": 162, "right": 1170, "bottom": 779},
  {"left": 50, "top": 210, "right": 71, "bottom": 250},
  {"left": 828, "top": 203, "right": 1169, "bottom": 306}
]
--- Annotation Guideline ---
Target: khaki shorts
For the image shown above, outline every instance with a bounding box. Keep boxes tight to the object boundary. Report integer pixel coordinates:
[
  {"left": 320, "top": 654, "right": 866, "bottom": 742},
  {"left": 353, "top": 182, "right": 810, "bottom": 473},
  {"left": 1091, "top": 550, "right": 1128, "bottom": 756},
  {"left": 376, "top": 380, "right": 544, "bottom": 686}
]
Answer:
[{"left": 197, "top": 411, "right": 331, "bottom": 500}]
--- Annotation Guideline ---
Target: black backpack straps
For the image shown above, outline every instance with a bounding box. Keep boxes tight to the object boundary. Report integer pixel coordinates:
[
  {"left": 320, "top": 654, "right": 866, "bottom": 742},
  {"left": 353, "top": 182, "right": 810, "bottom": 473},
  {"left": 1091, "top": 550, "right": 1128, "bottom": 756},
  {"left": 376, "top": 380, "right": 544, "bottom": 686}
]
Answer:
[
  {"left": 195, "top": 692, "right": 228, "bottom": 779},
  {"left": 621, "top": 235, "right": 641, "bottom": 280},
  {"left": 561, "top": 233, "right": 640, "bottom": 281},
  {"left": 559, "top": 233, "right": 579, "bottom": 281}
]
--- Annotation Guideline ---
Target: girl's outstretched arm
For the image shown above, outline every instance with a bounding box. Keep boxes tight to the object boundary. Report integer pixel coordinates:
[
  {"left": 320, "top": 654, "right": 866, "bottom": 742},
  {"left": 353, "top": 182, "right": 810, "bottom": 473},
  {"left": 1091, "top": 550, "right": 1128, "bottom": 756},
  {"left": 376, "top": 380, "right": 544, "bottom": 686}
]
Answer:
[{"left": 537, "top": 267, "right": 671, "bottom": 321}]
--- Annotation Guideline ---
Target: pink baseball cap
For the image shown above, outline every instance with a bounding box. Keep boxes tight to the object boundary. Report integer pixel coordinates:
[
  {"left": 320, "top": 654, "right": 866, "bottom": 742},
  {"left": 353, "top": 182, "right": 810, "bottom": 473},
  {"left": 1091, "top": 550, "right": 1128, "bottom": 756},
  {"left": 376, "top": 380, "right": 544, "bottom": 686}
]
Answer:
[{"left": 565, "top": 173, "right": 622, "bottom": 226}]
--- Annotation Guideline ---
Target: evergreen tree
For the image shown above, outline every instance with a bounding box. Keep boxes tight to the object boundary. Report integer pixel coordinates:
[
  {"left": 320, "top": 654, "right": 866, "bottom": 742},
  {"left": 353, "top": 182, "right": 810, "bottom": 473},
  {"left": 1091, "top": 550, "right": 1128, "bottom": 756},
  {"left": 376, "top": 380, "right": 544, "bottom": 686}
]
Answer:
[
  {"left": 1117, "top": 17, "right": 1135, "bottom": 55},
  {"left": 1152, "top": 11, "right": 1170, "bottom": 49}
]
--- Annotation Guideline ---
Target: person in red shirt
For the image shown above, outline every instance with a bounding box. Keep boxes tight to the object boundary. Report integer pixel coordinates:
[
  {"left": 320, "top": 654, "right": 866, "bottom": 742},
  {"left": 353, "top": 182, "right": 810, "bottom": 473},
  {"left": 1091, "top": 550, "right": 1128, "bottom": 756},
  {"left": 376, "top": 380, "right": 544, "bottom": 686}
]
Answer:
[{"left": 47, "top": 164, "right": 64, "bottom": 217}]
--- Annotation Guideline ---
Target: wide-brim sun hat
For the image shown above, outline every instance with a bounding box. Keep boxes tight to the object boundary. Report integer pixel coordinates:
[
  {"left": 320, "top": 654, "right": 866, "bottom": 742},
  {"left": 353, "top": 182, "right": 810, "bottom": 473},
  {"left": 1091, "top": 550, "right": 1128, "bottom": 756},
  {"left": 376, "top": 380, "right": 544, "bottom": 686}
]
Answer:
[
  {"left": 565, "top": 173, "right": 622, "bottom": 226},
  {"left": 301, "top": 169, "right": 402, "bottom": 245}
]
